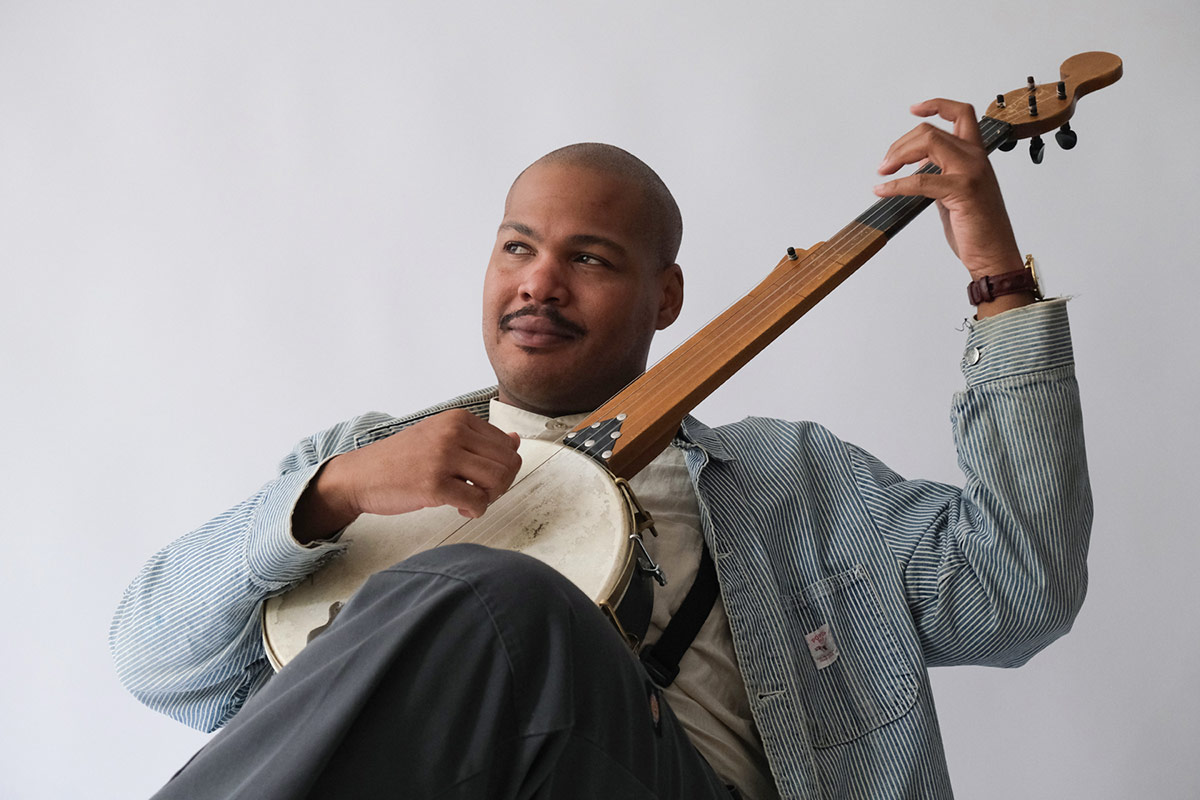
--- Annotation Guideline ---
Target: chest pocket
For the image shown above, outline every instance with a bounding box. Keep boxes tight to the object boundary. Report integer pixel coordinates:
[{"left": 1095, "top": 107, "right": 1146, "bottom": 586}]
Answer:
[{"left": 785, "top": 566, "right": 917, "bottom": 748}]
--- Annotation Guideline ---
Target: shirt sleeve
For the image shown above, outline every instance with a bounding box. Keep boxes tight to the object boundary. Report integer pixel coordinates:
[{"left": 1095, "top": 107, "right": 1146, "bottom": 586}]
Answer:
[
  {"left": 851, "top": 299, "right": 1092, "bottom": 668},
  {"left": 108, "top": 413, "right": 395, "bottom": 732}
]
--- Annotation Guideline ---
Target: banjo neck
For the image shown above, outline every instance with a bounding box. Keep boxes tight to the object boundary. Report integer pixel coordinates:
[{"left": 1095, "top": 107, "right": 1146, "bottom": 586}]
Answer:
[
  {"left": 567, "top": 221, "right": 888, "bottom": 480},
  {"left": 565, "top": 51, "right": 1122, "bottom": 480}
]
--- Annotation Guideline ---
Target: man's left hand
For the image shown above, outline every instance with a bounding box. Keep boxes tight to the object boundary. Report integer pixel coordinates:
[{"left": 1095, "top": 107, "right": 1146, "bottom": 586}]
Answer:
[{"left": 874, "top": 98, "right": 1025, "bottom": 282}]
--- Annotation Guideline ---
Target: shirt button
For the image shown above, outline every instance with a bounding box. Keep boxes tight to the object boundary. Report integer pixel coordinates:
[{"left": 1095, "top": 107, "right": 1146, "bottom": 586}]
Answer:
[{"left": 966, "top": 347, "right": 982, "bottom": 366}]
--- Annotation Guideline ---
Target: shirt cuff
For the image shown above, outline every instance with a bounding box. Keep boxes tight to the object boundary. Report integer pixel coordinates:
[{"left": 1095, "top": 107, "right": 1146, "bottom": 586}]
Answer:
[
  {"left": 960, "top": 298, "right": 1074, "bottom": 387},
  {"left": 245, "top": 460, "right": 346, "bottom": 587}
]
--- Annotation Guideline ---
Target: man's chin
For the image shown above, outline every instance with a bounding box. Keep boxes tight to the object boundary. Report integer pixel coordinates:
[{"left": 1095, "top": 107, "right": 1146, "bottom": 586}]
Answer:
[
  {"left": 495, "top": 367, "right": 601, "bottom": 417},
  {"left": 500, "top": 343, "right": 574, "bottom": 370}
]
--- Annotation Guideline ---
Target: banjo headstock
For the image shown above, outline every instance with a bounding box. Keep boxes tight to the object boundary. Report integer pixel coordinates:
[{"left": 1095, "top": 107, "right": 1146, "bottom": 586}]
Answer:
[{"left": 985, "top": 52, "right": 1123, "bottom": 158}]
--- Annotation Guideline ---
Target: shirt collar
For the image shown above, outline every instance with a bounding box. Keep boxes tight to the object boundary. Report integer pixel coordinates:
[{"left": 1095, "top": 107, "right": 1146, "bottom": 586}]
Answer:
[
  {"left": 677, "top": 414, "right": 735, "bottom": 463},
  {"left": 487, "top": 399, "right": 590, "bottom": 443}
]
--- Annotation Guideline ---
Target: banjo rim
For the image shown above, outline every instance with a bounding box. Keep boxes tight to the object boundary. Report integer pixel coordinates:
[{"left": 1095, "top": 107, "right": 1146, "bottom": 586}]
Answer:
[{"left": 261, "top": 438, "right": 649, "bottom": 671}]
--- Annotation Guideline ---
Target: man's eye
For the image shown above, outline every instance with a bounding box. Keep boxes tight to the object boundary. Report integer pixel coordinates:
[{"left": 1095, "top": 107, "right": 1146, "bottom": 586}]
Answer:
[
  {"left": 576, "top": 253, "right": 609, "bottom": 267},
  {"left": 504, "top": 242, "right": 532, "bottom": 255}
]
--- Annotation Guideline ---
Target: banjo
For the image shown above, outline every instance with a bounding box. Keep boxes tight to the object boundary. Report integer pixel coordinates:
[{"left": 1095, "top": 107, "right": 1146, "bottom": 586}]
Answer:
[{"left": 262, "top": 52, "right": 1122, "bottom": 670}]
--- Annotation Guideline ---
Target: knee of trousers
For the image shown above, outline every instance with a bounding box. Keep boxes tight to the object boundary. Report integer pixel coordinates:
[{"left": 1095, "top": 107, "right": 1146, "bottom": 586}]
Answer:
[
  {"left": 373, "top": 542, "right": 600, "bottom": 630},
  {"left": 292, "top": 543, "right": 646, "bottom": 747},
  {"left": 335, "top": 543, "right": 624, "bottom": 702},
  {"left": 359, "top": 543, "right": 626, "bottom": 671},
  {"left": 376, "top": 544, "right": 640, "bottom": 729}
]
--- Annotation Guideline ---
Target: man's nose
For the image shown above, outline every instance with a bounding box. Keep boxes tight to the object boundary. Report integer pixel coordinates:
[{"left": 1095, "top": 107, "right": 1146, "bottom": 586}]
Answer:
[{"left": 518, "top": 255, "right": 570, "bottom": 305}]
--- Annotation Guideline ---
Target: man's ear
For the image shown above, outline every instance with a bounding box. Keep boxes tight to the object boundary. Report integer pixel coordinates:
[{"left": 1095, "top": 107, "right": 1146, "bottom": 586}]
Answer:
[{"left": 655, "top": 263, "right": 684, "bottom": 330}]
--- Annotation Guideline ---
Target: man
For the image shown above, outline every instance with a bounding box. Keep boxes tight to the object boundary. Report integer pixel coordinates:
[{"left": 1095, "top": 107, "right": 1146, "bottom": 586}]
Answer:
[{"left": 112, "top": 99, "right": 1091, "bottom": 799}]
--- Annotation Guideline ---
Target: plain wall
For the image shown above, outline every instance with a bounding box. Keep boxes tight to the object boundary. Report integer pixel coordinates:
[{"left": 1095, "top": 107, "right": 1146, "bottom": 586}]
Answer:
[{"left": 2, "top": 1, "right": 1196, "bottom": 797}]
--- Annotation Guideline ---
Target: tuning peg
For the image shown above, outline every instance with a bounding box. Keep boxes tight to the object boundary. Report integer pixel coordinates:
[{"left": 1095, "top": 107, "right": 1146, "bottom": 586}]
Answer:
[
  {"left": 997, "top": 137, "right": 1017, "bottom": 152},
  {"left": 1055, "top": 123, "right": 1078, "bottom": 150},
  {"left": 1029, "top": 135, "right": 1046, "bottom": 164}
]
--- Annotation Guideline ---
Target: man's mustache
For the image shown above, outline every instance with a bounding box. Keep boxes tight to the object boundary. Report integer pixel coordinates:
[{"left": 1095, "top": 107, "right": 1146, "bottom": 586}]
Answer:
[{"left": 499, "top": 306, "right": 588, "bottom": 338}]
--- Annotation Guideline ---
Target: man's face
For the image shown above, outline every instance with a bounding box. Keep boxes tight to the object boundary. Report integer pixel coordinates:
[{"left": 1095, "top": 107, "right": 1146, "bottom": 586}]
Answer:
[{"left": 482, "top": 162, "right": 682, "bottom": 417}]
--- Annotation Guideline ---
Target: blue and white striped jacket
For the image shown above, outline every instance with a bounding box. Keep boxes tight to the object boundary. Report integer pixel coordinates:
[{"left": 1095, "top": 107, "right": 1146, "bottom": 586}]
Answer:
[{"left": 111, "top": 299, "right": 1090, "bottom": 798}]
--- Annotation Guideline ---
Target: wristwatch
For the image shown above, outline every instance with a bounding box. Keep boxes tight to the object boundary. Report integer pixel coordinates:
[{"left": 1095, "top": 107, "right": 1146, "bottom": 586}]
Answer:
[{"left": 967, "top": 254, "right": 1043, "bottom": 305}]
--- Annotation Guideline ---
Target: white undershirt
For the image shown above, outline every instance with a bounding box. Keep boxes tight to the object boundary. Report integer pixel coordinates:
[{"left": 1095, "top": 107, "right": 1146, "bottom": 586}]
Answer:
[{"left": 489, "top": 400, "right": 778, "bottom": 800}]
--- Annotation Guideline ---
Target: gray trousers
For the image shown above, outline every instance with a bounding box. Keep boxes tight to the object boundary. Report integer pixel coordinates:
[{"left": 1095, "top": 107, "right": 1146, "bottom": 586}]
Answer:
[{"left": 153, "top": 544, "right": 734, "bottom": 799}]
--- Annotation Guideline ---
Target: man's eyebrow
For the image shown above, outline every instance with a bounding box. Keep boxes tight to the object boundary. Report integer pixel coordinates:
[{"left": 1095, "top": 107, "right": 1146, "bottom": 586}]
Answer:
[
  {"left": 498, "top": 222, "right": 627, "bottom": 257},
  {"left": 499, "top": 221, "right": 537, "bottom": 238},
  {"left": 496, "top": 221, "right": 628, "bottom": 256},
  {"left": 567, "top": 234, "right": 627, "bottom": 257}
]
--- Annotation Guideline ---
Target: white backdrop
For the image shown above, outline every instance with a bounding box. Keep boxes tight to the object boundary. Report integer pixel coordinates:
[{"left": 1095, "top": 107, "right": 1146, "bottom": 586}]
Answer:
[{"left": 2, "top": 1, "right": 1196, "bottom": 797}]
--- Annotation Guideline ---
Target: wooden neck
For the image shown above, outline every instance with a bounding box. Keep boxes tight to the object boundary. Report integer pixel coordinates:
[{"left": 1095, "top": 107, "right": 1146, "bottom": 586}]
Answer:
[
  {"left": 568, "top": 221, "right": 889, "bottom": 478},
  {"left": 565, "top": 117, "right": 1016, "bottom": 479}
]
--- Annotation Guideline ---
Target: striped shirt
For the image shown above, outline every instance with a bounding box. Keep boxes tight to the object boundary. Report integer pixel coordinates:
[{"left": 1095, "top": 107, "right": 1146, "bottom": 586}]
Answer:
[{"left": 110, "top": 299, "right": 1091, "bottom": 798}]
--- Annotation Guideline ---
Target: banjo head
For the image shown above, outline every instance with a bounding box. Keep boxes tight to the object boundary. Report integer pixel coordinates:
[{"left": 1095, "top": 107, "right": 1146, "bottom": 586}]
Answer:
[{"left": 261, "top": 438, "right": 637, "bottom": 670}]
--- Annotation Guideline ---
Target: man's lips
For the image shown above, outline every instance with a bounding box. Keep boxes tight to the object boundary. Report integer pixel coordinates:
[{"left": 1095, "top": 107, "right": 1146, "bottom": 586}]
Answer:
[
  {"left": 500, "top": 307, "right": 586, "bottom": 349},
  {"left": 504, "top": 318, "right": 579, "bottom": 348}
]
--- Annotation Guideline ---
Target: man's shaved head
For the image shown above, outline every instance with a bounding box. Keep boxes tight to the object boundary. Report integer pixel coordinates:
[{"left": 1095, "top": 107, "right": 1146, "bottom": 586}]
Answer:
[
  {"left": 485, "top": 143, "right": 686, "bottom": 414},
  {"left": 509, "top": 143, "right": 683, "bottom": 269}
]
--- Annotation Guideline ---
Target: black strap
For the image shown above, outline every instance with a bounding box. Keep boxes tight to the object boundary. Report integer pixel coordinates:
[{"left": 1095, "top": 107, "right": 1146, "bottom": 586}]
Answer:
[{"left": 640, "top": 542, "right": 719, "bottom": 688}]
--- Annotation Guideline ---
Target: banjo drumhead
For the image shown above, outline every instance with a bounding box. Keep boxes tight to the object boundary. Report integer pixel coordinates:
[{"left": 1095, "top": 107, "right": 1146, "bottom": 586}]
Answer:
[{"left": 262, "top": 438, "right": 636, "bottom": 669}]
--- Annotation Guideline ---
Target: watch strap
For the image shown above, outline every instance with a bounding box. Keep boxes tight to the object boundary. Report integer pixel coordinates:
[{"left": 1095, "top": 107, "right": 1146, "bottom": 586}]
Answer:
[{"left": 967, "top": 255, "right": 1042, "bottom": 305}]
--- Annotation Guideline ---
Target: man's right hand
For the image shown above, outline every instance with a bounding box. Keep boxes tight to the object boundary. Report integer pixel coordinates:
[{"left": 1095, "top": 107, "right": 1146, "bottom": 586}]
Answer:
[{"left": 292, "top": 410, "right": 522, "bottom": 544}]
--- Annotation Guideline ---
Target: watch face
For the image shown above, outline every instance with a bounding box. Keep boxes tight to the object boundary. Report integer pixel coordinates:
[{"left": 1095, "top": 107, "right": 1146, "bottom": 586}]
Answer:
[{"left": 1027, "top": 254, "right": 1045, "bottom": 299}]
